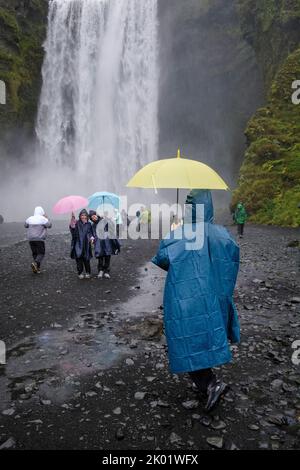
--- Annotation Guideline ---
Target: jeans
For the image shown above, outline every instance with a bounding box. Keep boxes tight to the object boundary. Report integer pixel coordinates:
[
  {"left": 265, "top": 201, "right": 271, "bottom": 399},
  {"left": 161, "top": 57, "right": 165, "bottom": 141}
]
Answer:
[{"left": 29, "top": 241, "right": 45, "bottom": 268}]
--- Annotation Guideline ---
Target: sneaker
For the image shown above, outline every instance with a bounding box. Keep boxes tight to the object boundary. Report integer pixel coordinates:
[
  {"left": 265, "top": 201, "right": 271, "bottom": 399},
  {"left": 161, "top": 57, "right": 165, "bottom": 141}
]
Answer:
[
  {"left": 31, "top": 262, "right": 38, "bottom": 274},
  {"left": 98, "top": 270, "right": 104, "bottom": 278},
  {"left": 85, "top": 273, "right": 91, "bottom": 279},
  {"left": 78, "top": 273, "right": 85, "bottom": 280},
  {"left": 104, "top": 272, "right": 110, "bottom": 279},
  {"left": 205, "top": 380, "right": 229, "bottom": 412}
]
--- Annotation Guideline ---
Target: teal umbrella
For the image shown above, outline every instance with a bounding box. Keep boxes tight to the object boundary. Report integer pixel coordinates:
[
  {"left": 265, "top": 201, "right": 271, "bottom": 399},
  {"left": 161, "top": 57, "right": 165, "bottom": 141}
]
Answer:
[{"left": 88, "top": 192, "right": 120, "bottom": 212}]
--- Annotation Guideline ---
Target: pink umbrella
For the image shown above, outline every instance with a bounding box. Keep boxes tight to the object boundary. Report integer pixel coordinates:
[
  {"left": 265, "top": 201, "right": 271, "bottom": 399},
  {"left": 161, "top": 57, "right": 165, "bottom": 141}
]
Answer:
[{"left": 53, "top": 195, "right": 88, "bottom": 215}]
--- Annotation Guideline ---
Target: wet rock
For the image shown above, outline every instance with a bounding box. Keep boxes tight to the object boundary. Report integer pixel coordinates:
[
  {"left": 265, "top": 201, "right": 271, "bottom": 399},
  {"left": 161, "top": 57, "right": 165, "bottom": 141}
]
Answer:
[
  {"left": 271, "top": 379, "right": 283, "bottom": 390},
  {"left": 134, "top": 392, "right": 146, "bottom": 400},
  {"left": 248, "top": 424, "right": 260, "bottom": 431},
  {"left": 244, "top": 305, "right": 254, "bottom": 311},
  {"left": 182, "top": 400, "right": 199, "bottom": 410},
  {"left": 211, "top": 420, "right": 226, "bottom": 430},
  {"left": 259, "top": 442, "right": 269, "bottom": 449},
  {"left": 40, "top": 399, "right": 51, "bottom": 406},
  {"left": 125, "top": 358, "right": 134, "bottom": 366},
  {"left": 2, "top": 408, "right": 15, "bottom": 416},
  {"left": 207, "top": 437, "right": 223, "bottom": 449},
  {"left": 157, "top": 400, "right": 170, "bottom": 408},
  {"left": 169, "top": 432, "right": 182, "bottom": 445},
  {"left": 0, "top": 437, "right": 16, "bottom": 449}
]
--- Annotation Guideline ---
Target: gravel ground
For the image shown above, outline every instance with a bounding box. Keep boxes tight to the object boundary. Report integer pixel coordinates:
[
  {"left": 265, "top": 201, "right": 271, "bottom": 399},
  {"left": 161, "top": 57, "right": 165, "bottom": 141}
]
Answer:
[{"left": 0, "top": 222, "right": 299, "bottom": 450}]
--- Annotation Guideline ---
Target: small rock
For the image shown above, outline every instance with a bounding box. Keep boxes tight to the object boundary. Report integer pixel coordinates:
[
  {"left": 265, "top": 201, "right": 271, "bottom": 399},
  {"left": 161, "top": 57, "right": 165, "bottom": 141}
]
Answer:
[
  {"left": 0, "top": 437, "right": 16, "bottom": 449},
  {"left": 248, "top": 424, "right": 260, "bottom": 431},
  {"left": 125, "top": 358, "right": 134, "bottom": 366},
  {"left": 169, "top": 432, "right": 182, "bottom": 445},
  {"left": 211, "top": 420, "right": 226, "bottom": 430},
  {"left": 40, "top": 399, "right": 51, "bottom": 406},
  {"left": 207, "top": 437, "right": 223, "bottom": 449},
  {"left": 134, "top": 392, "right": 146, "bottom": 400},
  {"left": 271, "top": 379, "right": 283, "bottom": 390},
  {"left": 182, "top": 400, "right": 199, "bottom": 410},
  {"left": 113, "top": 407, "right": 122, "bottom": 415},
  {"left": 2, "top": 408, "right": 15, "bottom": 416}
]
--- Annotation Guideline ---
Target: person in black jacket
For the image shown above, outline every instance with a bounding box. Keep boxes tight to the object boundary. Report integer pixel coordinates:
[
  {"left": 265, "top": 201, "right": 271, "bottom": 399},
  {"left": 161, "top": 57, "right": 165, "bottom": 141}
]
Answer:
[
  {"left": 89, "top": 210, "right": 120, "bottom": 279},
  {"left": 70, "top": 209, "right": 94, "bottom": 279}
]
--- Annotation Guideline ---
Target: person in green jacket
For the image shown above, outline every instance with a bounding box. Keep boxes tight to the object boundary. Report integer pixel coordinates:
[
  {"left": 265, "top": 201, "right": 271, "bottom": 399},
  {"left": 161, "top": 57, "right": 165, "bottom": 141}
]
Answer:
[{"left": 234, "top": 202, "right": 247, "bottom": 238}]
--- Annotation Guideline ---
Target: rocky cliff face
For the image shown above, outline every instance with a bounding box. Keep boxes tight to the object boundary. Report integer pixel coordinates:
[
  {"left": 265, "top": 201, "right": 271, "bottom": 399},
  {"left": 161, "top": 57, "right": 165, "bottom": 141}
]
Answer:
[
  {"left": 0, "top": 0, "right": 48, "bottom": 156},
  {"left": 232, "top": 0, "right": 300, "bottom": 226}
]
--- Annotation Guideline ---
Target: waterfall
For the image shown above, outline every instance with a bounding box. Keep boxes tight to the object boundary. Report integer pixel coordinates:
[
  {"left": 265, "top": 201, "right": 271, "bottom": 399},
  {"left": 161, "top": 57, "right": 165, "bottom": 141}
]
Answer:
[{"left": 36, "top": 0, "right": 159, "bottom": 192}]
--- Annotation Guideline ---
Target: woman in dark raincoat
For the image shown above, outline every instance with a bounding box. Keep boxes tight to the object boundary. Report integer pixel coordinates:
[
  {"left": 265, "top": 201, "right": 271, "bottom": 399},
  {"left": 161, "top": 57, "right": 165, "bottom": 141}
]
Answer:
[
  {"left": 70, "top": 209, "right": 94, "bottom": 279},
  {"left": 89, "top": 210, "right": 120, "bottom": 279},
  {"left": 152, "top": 190, "right": 240, "bottom": 411}
]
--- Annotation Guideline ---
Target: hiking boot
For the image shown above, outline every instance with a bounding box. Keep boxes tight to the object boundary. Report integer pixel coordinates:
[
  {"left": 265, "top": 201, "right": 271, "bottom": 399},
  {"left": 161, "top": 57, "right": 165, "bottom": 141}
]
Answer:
[
  {"left": 31, "top": 262, "right": 38, "bottom": 274},
  {"left": 98, "top": 270, "right": 104, "bottom": 278},
  {"left": 104, "top": 272, "right": 110, "bottom": 279},
  {"left": 205, "top": 380, "right": 229, "bottom": 412},
  {"left": 78, "top": 273, "right": 85, "bottom": 280}
]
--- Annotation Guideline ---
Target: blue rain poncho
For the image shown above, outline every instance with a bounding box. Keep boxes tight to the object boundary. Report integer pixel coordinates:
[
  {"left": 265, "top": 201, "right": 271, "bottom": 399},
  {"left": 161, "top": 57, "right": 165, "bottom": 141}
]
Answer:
[{"left": 152, "top": 190, "right": 240, "bottom": 374}]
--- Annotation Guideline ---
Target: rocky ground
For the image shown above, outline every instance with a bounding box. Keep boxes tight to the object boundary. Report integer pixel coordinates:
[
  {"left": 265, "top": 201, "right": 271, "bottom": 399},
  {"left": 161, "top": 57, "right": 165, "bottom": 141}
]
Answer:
[{"left": 0, "top": 222, "right": 299, "bottom": 450}]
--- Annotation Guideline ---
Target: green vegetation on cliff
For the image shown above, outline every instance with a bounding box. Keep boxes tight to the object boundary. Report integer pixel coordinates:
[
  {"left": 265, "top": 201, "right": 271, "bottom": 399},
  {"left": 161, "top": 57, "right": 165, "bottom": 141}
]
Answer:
[
  {"left": 233, "top": 0, "right": 300, "bottom": 226},
  {"left": 0, "top": 0, "right": 48, "bottom": 138}
]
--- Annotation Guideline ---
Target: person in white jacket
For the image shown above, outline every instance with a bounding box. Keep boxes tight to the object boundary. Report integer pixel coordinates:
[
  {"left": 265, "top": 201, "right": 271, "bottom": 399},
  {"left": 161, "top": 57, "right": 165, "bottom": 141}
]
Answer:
[{"left": 25, "top": 206, "right": 52, "bottom": 273}]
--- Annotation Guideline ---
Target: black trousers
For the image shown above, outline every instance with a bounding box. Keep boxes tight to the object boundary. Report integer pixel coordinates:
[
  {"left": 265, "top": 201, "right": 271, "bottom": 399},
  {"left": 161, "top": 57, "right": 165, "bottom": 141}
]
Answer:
[
  {"left": 76, "top": 257, "right": 91, "bottom": 275},
  {"left": 98, "top": 256, "right": 111, "bottom": 273},
  {"left": 29, "top": 241, "right": 45, "bottom": 268},
  {"left": 189, "top": 368, "right": 216, "bottom": 394},
  {"left": 237, "top": 223, "right": 244, "bottom": 236}
]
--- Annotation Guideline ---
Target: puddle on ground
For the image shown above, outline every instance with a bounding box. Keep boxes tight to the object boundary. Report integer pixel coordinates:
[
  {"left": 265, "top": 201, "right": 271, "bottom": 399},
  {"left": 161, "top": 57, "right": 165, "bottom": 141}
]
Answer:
[{"left": 0, "top": 262, "right": 165, "bottom": 408}]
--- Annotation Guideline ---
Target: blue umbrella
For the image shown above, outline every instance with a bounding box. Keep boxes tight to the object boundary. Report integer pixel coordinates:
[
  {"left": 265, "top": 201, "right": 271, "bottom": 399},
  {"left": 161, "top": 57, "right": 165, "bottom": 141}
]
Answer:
[{"left": 88, "top": 191, "right": 120, "bottom": 211}]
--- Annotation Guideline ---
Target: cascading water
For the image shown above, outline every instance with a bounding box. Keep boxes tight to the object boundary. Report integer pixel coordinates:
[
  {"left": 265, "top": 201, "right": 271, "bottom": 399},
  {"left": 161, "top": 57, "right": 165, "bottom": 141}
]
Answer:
[{"left": 36, "top": 0, "right": 159, "bottom": 192}]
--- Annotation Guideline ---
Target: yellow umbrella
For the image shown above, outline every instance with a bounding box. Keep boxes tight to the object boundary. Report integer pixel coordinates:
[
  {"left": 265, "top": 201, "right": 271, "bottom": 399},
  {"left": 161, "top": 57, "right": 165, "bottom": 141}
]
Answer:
[{"left": 127, "top": 149, "right": 229, "bottom": 205}]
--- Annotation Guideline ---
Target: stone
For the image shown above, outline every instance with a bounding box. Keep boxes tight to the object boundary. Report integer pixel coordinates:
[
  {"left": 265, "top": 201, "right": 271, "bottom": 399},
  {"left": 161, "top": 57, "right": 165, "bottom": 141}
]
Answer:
[
  {"left": 2, "top": 408, "right": 15, "bottom": 416},
  {"left": 134, "top": 392, "right": 146, "bottom": 400},
  {"left": 207, "top": 437, "right": 223, "bottom": 449},
  {"left": 182, "top": 400, "right": 199, "bottom": 410},
  {"left": 0, "top": 437, "right": 16, "bottom": 449}
]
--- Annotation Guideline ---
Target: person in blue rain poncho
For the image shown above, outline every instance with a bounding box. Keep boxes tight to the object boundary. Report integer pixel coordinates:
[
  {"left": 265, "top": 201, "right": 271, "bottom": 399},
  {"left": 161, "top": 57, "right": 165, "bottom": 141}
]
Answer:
[{"left": 152, "top": 190, "right": 240, "bottom": 412}]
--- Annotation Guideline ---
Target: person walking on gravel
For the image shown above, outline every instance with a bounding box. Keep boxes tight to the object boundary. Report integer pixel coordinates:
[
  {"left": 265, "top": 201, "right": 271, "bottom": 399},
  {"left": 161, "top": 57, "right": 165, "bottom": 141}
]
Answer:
[
  {"left": 25, "top": 206, "right": 52, "bottom": 274},
  {"left": 152, "top": 190, "right": 240, "bottom": 412},
  {"left": 234, "top": 202, "right": 247, "bottom": 238}
]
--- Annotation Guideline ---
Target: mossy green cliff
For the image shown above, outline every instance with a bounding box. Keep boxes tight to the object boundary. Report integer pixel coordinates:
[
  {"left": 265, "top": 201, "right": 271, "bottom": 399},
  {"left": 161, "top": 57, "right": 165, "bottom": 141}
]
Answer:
[
  {"left": 233, "top": 0, "right": 300, "bottom": 226},
  {"left": 0, "top": 0, "right": 48, "bottom": 147}
]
